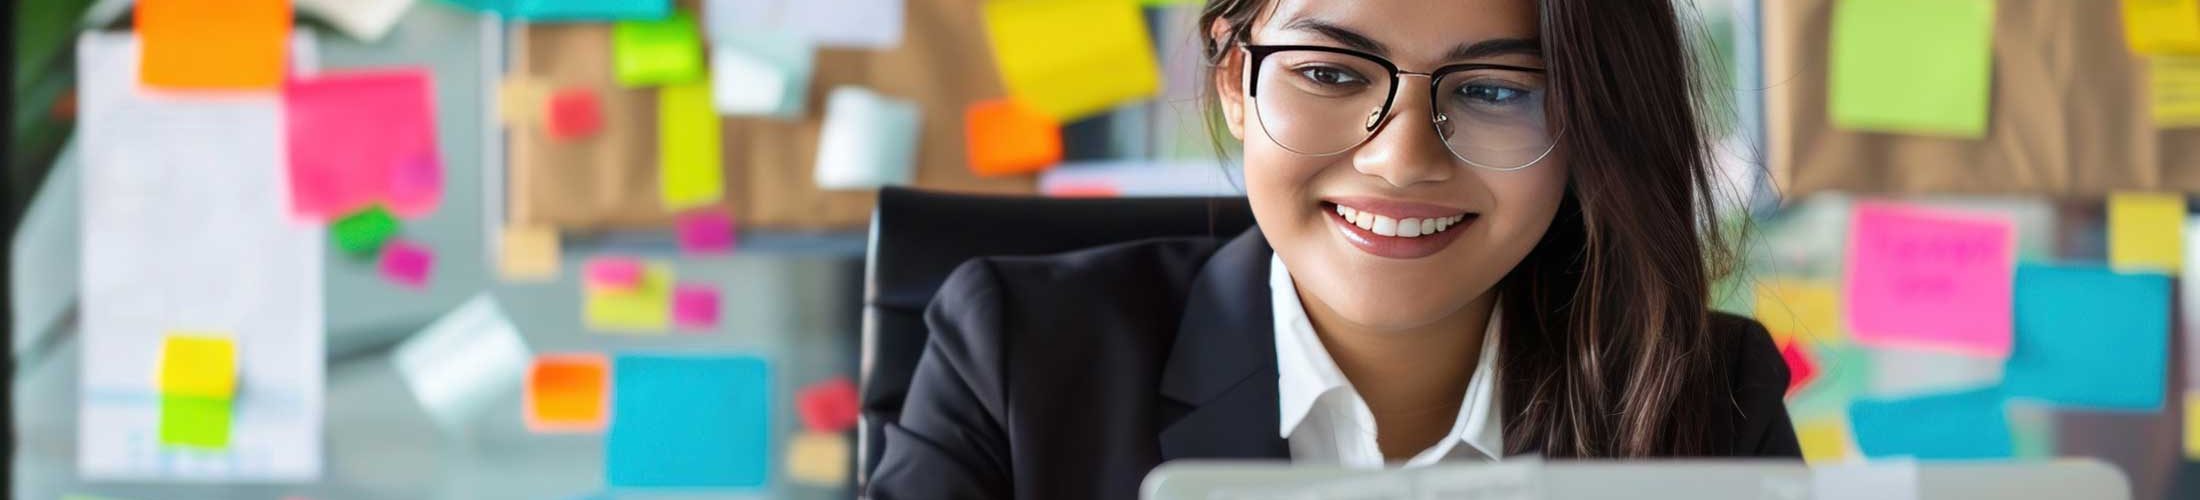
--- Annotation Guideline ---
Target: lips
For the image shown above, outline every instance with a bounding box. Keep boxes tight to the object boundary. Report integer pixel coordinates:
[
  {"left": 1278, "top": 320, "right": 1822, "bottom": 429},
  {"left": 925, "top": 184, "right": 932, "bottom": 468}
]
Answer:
[{"left": 1322, "top": 199, "right": 1477, "bottom": 260}]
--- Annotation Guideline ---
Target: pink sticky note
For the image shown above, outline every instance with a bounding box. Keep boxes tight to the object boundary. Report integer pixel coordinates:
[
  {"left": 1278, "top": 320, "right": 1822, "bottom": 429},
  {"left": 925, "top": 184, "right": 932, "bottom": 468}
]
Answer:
[
  {"left": 379, "top": 240, "right": 434, "bottom": 289},
  {"left": 586, "top": 257, "right": 644, "bottom": 290},
  {"left": 672, "top": 283, "right": 720, "bottom": 331},
  {"left": 546, "top": 87, "right": 603, "bottom": 141},
  {"left": 284, "top": 69, "right": 443, "bottom": 221},
  {"left": 1844, "top": 202, "right": 2015, "bottom": 356},
  {"left": 796, "top": 377, "right": 860, "bottom": 433},
  {"left": 676, "top": 210, "right": 736, "bottom": 255}
]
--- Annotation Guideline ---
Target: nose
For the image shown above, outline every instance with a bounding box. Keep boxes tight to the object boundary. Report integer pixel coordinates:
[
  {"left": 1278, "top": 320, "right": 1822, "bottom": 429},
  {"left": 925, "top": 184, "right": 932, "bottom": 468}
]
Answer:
[{"left": 1351, "top": 76, "right": 1455, "bottom": 188}]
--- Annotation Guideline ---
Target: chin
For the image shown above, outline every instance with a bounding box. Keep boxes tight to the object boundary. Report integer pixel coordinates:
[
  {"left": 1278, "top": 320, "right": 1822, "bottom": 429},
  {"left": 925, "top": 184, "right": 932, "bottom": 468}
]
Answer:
[{"left": 1313, "top": 286, "right": 1475, "bottom": 334}]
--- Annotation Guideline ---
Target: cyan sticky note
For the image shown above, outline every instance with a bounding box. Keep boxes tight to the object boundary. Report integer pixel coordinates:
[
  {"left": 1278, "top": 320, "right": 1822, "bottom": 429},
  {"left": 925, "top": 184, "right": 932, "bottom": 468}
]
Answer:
[
  {"left": 607, "top": 354, "right": 771, "bottom": 488},
  {"left": 814, "top": 86, "right": 920, "bottom": 190},
  {"left": 508, "top": 0, "right": 672, "bottom": 21},
  {"left": 2004, "top": 264, "right": 2170, "bottom": 410},
  {"left": 1849, "top": 388, "right": 2011, "bottom": 460},
  {"left": 711, "top": 32, "right": 813, "bottom": 118}
]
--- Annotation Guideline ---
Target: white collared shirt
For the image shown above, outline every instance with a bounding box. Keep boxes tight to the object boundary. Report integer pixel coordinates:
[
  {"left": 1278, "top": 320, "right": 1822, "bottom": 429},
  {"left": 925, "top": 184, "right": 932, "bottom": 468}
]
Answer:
[{"left": 1271, "top": 254, "right": 1505, "bottom": 467}]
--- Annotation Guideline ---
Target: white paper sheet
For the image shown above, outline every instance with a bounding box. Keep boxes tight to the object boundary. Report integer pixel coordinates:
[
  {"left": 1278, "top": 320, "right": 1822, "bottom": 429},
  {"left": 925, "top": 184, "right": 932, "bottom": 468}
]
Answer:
[
  {"left": 75, "top": 32, "right": 325, "bottom": 482},
  {"left": 703, "top": 0, "right": 903, "bottom": 49},
  {"left": 295, "top": 0, "right": 418, "bottom": 42},
  {"left": 391, "top": 293, "right": 530, "bottom": 434}
]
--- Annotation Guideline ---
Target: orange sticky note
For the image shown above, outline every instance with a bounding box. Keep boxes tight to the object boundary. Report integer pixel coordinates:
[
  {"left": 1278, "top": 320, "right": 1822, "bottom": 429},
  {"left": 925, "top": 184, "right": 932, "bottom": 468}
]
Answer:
[
  {"left": 525, "top": 353, "right": 610, "bottom": 433},
  {"left": 965, "top": 98, "right": 1063, "bottom": 176},
  {"left": 137, "top": 0, "right": 292, "bottom": 89}
]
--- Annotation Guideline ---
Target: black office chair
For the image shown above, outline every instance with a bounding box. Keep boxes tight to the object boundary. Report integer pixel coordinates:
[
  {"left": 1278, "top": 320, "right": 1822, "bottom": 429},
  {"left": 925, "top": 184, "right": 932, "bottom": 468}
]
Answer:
[{"left": 857, "top": 187, "right": 1257, "bottom": 491}]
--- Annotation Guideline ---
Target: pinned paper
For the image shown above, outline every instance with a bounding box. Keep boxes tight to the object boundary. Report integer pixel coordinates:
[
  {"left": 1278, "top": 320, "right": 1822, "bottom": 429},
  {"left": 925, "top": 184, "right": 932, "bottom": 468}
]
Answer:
[
  {"left": 2155, "top": 56, "right": 2200, "bottom": 128},
  {"left": 546, "top": 87, "right": 603, "bottom": 141},
  {"left": 331, "top": 205, "right": 399, "bottom": 256},
  {"left": 703, "top": 0, "right": 903, "bottom": 49},
  {"left": 497, "top": 78, "right": 548, "bottom": 125},
  {"left": 711, "top": 32, "right": 814, "bottom": 117},
  {"left": 159, "top": 334, "right": 237, "bottom": 399},
  {"left": 160, "top": 395, "right": 233, "bottom": 449},
  {"left": 676, "top": 210, "right": 735, "bottom": 255},
  {"left": 613, "top": 12, "right": 705, "bottom": 87},
  {"left": 1753, "top": 278, "right": 1843, "bottom": 347},
  {"left": 377, "top": 240, "right": 434, "bottom": 289},
  {"left": 1795, "top": 417, "right": 1854, "bottom": 464},
  {"left": 392, "top": 294, "right": 532, "bottom": 433},
  {"left": 136, "top": 0, "right": 290, "bottom": 89},
  {"left": 796, "top": 377, "right": 860, "bottom": 433},
  {"left": 585, "top": 257, "right": 645, "bottom": 291},
  {"left": 498, "top": 224, "right": 560, "bottom": 281},
  {"left": 786, "top": 431, "right": 850, "bottom": 486},
  {"left": 510, "top": 0, "right": 672, "bottom": 21},
  {"left": 606, "top": 354, "right": 771, "bottom": 488},
  {"left": 659, "top": 81, "right": 723, "bottom": 209},
  {"left": 966, "top": 98, "right": 1063, "bottom": 176},
  {"left": 672, "top": 283, "right": 721, "bottom": 331},
  {"left": 526, "top": 353, "right": 609, "bottom": 433},
  {"left": 1843, "top": 203, "right": 2014, "bottom": 356},
  {"left": 294, "top": 0, "right": 415, "bottom": 42},
  {"left": 284, "top": 69, "right": 443, "bottom": 220},
  {"left": 2123, "top": 0, "right": 2200, "bottom": 55},
  {"left": 1781, "top": 341, "right": 1818, "bottom": 396},
  {"left": 814, "top": 87, "right": 921, "bottom": 190},
  {"left": 2109, "top": 192, "right": 2185, "bottom": 274},
  {"left": 1849, "top": 388, "right": 2011, "bottom": 459},
  {"left": 2005, "top": 264, "right": 2170, "bottom": 410},
  {"left": 982, "top": 0, "right": 1163, "bottom": 121},
  {"left": 585, "top": 262, "right": 674, "bottom": 332},
  {"left": 1828, "top": 0, "right": 1995, "bottom": 137}
]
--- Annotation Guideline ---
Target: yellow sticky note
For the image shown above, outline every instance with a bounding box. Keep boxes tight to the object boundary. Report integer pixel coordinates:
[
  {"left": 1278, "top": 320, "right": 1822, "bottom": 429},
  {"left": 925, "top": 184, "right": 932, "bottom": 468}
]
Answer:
[
  {"left": 1753, "top": 279, "right": 1844, "bottom": 347},
  {"left": 2109, "top": 192, "right": 2186, "bottom": 274},
  {"left": 2185, "top": 392, "right": 2200, "bottom": 459},
  {"left": 498, "top": 78, "right": 548, "bottom": 126},
  {"left": 981, "top": 0, "right": 1162, "bottom": 122},
  {"left": 158, "top": 334, "right": 236, "bottom": 399},
  {"left": 659, "top": 81, "right": 724, "bottom": 210},
  {"left": 1795, "top": 418, "right": 1854, "bottom": 464},
  {"left": 585, "top": 262, "right": 673, "bottom": 332},
  {"left": 2124, "top": 0, "right": 2200, "bottom": 55},
  {"left": 2154, "top": 56, "right": 2200, "bottom": 128},
  {"left": 786, "top": 431, "right": 850, "bottom": 486},
  {"left": 498, "top": 224, "right": 560, "bottom": 281}
]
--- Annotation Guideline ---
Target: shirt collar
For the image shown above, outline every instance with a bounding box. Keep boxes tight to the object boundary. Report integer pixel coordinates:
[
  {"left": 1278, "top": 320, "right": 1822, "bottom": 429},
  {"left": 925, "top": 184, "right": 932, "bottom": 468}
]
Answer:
[{"left": 1270, "top": 254, "right": 1506, "bottom": 460}]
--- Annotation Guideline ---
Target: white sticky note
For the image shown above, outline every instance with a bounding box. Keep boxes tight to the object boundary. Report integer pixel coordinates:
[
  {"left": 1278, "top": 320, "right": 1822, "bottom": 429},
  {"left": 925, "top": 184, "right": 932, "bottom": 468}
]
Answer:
[
  {"left": 710, "top": 32, "right": 813, "bottom": 117},
  {"left": 392, "top": 294, "right": 532, "bottom": 434},
  {"left": 294, "top": 0, "right": 417, "bottom": 42},
  {"left": 1863, "top": 348, "right": 2004, "bottom": 399},
  {"left": 814, "top": 86, "right": 920, "bottom": 190},
  {"left": 76, "top": 32, "right": 325, "bottom": 481},
  {"left": 1812, "top": 462, "right": 1920, "bottom": 500},
  {"left": 704, "top": 0, "right": 902, "bottom": 49}
]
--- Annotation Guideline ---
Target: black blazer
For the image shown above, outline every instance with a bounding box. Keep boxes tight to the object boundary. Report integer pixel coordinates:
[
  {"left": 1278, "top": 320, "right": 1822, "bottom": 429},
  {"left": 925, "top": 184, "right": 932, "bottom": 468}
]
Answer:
[{"left": 868, "top": 228, "right": 1801, "bottom": 499}]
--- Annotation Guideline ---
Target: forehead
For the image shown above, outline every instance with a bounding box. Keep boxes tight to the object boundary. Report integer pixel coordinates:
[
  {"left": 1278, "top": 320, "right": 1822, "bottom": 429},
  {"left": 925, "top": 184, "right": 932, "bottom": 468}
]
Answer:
[{"left": 1254, "top": 0, "right": 1541, "bottom": 64}]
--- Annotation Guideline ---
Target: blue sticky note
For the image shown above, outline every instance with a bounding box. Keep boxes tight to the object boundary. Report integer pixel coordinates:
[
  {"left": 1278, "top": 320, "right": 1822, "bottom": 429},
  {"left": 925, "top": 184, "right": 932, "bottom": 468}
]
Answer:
[
  {"left": 1848, "top": 388, "right": 2012, "bottom": 459},
  {"left": 2004, "top": 264, "right": 2170, "bottom": 410},
  {"left": 607, "top": 354, "right": 771, "bottom": 488},
  {"left": 452, "top": 0, "right": 671, "bottom": 20}
]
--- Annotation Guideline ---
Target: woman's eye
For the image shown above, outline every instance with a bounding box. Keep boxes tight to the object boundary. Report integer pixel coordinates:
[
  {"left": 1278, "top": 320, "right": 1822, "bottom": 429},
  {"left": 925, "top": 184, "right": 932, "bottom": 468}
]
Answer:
[
  {"left": 1296, "top": 66, "right": 1367, "bottom": 86},
  {"left": 1457, "top": 84, "right": 1528, "bottom": 104}
]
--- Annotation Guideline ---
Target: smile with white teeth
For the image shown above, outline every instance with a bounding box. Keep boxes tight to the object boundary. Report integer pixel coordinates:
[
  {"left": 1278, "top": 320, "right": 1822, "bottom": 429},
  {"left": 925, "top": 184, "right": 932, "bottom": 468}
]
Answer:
[{"left": 1334, "top": 204, "right": 1470, "bottom": 238}]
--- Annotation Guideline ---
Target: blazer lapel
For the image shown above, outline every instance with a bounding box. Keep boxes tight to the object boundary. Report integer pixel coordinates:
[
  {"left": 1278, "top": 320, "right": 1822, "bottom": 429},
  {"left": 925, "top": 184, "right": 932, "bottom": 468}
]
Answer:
[{"left": 1156, "top": 228, "right": 1291, "bottom": 460}]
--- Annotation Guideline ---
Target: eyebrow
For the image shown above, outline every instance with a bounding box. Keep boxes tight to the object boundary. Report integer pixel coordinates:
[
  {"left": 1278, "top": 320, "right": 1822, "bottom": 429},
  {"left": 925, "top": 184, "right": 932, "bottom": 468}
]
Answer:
[{"left": 1279, "top": 17, "right": 1543, "bottom": 63}]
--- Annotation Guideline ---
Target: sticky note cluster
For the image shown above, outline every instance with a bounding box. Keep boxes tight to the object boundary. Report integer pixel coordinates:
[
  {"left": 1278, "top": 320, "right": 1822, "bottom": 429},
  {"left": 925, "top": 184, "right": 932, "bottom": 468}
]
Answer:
[
  {"left": 981, "top": 0, "right": 1163, "bottom": 122},
  {"left": 136, "top": 0, "right": 291, "bottom": 90},
  {"left": 815, "top": 87, "right": 921, "bottom": 190},
  {"left": 158, "top": 333, "right": 237, "bottom": 448},
  {"left": 1843, "top": 202, "right": 2014, "bottom": 357},
  {"left": 1827, "top": 0, "right": 1995, "bottom": 137},
  {"left": 526, "top": 353, "right": 609, "bottom": 433},
  {"left": 966, "top": 98, "right": 1063, "bottom": 176},
  {"left": 284, "top": 68, "right": 443, "bottom": 220},
  {"left": 711, "top": 32, "right": 814, "bottom": 117},
  {"left": 614, "top": 12, "right": 705, "bottom": 87},
  {"left": 607, "top": 354, "right": 771, "bottom": 488},
  {"left": 659, "top": 81, "right": 723, "bottom": 209},
  {"left": 585, "top": 258, "right": 674, "bottom": 332}
]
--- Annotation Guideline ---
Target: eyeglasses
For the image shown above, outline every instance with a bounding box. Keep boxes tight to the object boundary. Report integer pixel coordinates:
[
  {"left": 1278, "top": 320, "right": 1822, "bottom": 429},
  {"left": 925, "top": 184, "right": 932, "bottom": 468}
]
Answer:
[{"left": 1239, "top": 43, "right": 1559, "bottom": 171}]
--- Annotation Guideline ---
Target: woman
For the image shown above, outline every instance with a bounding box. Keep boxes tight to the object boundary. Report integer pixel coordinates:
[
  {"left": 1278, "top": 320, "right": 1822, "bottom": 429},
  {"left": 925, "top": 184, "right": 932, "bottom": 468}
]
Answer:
[{"left": 870, "top": 0, "right": 1799, "bottom": 498}]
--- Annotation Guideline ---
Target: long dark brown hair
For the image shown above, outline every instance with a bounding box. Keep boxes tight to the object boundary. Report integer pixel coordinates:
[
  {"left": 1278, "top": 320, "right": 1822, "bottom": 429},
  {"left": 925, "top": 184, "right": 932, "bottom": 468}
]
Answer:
[{"left": 1199, "top": 0, "right": 1742, "bottom": 457}]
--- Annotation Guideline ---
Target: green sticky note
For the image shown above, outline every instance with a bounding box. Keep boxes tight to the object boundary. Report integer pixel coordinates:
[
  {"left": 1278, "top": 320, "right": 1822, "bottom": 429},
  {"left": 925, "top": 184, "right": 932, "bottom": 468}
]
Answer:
[
  {"left": 1829, "top": 0, "right": 1995, "bottom": 137},
  {"left": 159, "top": 395, "right": 232, "bottom": 449},
  {"left": 658, "top": 81, "right": 723, "bottom": 210},
  {"left": 331, "top": 205, "right": 399, "bottom": 256},
  {"left": 585, "top": 262, "right": 673, "bottom": 332},
  {"left": 613, "top": 12, "right": 704, "bottom": 87}
]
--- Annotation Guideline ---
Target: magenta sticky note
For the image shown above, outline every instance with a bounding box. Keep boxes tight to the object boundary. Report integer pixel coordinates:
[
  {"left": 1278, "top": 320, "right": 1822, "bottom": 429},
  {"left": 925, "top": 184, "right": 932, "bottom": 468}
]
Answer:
[
  {"left": 1844, "top": 202, "right": 2016, "bottom": 356},
  {"left": 379, "top": 240, "right": 434, "bottom": 289},
  {"left": 586, "top": 257, "right": 644, "bottom": 290},
  {"left": 673, "top": 283, "right": 720, "bottom": 331},
  {"left": 676, "top": 210, "right": 736, "bottom": 255},
  {"left": 284, "top": 69, "right": 443, "bottom": 221}
]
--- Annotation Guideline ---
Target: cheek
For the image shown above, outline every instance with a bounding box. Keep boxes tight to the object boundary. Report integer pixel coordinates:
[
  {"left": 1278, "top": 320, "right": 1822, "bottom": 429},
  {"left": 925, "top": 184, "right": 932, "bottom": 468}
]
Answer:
[
  {"left": 1478, "top": 155, "right": 1570, "bottom": 249},
  {"left": 1240, "top": 111, "right": 1330, "bottom": 231}
]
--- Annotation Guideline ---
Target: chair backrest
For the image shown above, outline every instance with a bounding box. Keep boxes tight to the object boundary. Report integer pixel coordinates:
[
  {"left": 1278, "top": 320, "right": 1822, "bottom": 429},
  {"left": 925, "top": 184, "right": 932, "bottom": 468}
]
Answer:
[{"left": 858, "top": 187, "right": 1257, "bottom": 490}]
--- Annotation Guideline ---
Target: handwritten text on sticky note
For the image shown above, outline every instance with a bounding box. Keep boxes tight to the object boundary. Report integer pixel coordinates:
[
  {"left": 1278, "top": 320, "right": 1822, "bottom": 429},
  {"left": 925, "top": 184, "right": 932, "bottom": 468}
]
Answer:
[{"left": 1844, "top": 203, "right": 2014, "bottom": 356}]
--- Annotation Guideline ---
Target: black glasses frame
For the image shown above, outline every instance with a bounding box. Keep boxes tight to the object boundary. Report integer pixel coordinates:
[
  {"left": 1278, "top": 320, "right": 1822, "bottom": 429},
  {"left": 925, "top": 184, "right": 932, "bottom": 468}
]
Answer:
[{"left": 1237, "top": 42, "right": 1561, "bottom": 170}]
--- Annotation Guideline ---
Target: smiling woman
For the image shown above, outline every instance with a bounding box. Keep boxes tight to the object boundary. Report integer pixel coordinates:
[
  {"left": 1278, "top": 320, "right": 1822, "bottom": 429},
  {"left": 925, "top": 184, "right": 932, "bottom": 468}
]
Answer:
[{"left": 867, "top": 1, "right": 1798, "bottom": 498}]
